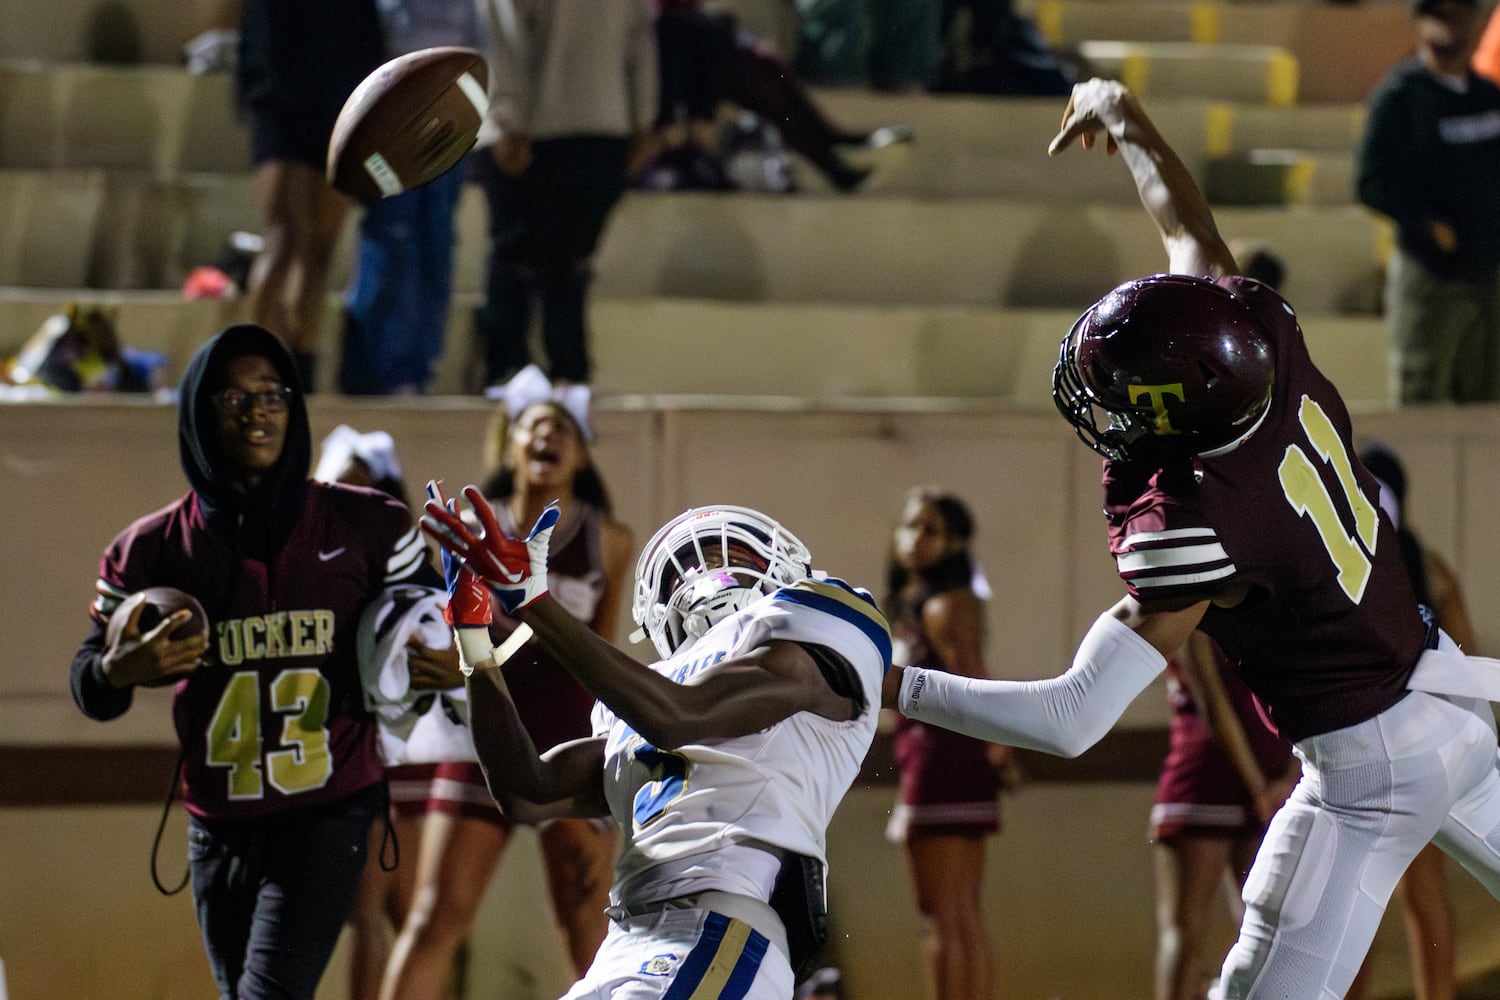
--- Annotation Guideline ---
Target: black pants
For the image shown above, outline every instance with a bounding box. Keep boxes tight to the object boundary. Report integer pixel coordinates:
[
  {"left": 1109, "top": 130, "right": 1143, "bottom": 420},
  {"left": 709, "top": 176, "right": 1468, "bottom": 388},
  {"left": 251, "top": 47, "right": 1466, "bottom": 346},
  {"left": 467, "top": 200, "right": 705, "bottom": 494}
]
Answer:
[
  {"left": 470, "top": 136, "right": 630, "bottom": 385},
  {"left": 188, "top": 784, "right": 382, "bottom": 1000}
]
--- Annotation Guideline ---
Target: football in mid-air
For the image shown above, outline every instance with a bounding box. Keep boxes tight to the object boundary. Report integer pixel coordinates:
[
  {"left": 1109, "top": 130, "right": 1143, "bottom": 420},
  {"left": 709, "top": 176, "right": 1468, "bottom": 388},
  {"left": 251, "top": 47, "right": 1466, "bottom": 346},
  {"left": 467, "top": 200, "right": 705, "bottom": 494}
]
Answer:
[
  {"left": 107, "top": 587, "right": 210, "bottom": 686},
  {"left": 327, "top": 46, "right": 489, "bottom": 202}
]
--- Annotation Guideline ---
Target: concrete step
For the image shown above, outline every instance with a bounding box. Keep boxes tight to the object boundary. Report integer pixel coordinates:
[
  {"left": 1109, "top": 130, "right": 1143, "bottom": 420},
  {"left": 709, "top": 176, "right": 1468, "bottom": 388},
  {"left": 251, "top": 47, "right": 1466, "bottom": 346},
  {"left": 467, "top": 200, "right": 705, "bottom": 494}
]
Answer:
[
  {"left": 1026, "top": 0, "right": 1412, "bottom": 103},
  {"left": 0, "top": 289, "right": 1393, "bottom": 407},
  {"left": 1078, "top": 40, "right": 1300, "bottom": 105},
  {"left": 0, "top": 170, "right": 1392, "bottom": 314},
  {"left": 0, "top": 61, "right": 249, "bottom": 173},
  {"left": 583, "top": 191, "right": 1389, "bottom": 315},
  {"left": 0, "top": 169, "right": 108, "bottom": 288},
  {"left": 1206, "top": 148, "right": 1357, "bottom": 207},
  {"left": 0, "top": 62, "right": 1375, "bottom": 204},
  {"left": 803, "top": 92, "right": 1367, "bottom": 201}
]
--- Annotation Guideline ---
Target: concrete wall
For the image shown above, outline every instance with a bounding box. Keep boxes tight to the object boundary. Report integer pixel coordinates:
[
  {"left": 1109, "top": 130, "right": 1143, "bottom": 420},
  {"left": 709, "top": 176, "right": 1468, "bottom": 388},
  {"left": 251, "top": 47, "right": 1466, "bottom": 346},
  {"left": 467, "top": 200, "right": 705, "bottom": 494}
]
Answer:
[{"left": 5, "top": 397, "right": 1500, "bottom": 998}]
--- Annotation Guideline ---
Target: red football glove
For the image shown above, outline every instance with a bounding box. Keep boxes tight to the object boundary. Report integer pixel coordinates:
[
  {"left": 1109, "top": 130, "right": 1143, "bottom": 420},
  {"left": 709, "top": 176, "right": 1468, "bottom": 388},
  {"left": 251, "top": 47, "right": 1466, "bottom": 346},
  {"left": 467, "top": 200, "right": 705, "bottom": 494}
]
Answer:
[
  {"left": 421, "top": 482, "right": 559, "bottom": 615},
  {"left": 428, "top": 484, "right": 493, "bottom": 628}
]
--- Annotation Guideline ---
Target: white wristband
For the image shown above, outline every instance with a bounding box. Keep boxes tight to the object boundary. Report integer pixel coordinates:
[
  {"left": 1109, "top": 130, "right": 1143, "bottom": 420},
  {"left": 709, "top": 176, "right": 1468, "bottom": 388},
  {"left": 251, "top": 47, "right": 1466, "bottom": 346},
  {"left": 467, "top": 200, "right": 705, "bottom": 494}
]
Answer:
[{"left": 456, "top": 623, "right": 534, "bottom": 677}]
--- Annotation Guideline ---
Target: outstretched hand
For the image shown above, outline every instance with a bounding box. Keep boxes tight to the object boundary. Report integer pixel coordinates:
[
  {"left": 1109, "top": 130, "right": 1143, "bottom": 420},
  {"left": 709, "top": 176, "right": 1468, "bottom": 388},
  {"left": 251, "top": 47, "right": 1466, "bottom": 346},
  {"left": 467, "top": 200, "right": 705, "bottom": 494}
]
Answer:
[
  {"left": 428, "top": 483, "right": 493, "bottom": 629},
  {"left": 421, "top": 481, "right": 559, "bottom": 615},
  {"left": 1047, "top": 78, "right": 1137, "bottom": 157}
]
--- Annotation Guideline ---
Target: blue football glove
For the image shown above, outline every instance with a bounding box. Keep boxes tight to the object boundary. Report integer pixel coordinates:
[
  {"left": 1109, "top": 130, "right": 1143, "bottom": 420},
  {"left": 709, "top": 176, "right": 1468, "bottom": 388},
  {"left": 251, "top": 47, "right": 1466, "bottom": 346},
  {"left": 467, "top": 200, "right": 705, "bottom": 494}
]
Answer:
[{"left": 421, "top": 481, "right": 559, "bottom": 615}]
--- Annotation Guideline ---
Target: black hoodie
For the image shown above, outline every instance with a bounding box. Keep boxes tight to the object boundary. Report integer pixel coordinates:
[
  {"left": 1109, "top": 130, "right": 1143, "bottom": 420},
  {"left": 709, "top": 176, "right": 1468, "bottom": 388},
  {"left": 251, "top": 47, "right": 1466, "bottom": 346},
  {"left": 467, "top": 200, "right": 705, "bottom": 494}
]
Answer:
[
  {"left": 71, "top": 325, "right": 315, "bottom": 720},
  {"left": 71, "top": 324, "right": 433, "bottom": 819},
  {"left": 177, "top": 323, "right": 312, "bottom": 561}
]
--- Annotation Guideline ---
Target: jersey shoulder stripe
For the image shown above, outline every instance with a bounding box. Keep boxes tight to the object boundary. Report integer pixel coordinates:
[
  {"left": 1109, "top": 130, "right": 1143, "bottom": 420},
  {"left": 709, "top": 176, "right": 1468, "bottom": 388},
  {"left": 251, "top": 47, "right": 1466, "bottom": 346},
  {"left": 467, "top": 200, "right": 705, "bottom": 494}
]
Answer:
[
  {"left": 386, "top": 524, "right": 428, "bottom": 582},
  {"left": 772, "top": 577, "right": 892, "bottom": 670},
  {"left": 93, "top": 578, "right": 132, "bottom": 620},
  {"left": 1116, "top": 527, "right": 1237, "bottom": 597}
]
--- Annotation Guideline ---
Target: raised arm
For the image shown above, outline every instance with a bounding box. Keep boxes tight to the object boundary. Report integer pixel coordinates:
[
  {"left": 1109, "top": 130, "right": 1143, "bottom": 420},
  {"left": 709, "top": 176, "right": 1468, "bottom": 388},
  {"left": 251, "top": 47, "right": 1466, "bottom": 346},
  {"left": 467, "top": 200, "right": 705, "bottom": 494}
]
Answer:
[
  {"left": 521, "top": 598, "right": 854, "bottom": 749},
  {"left": 459, "top": 629, "right": 610, "bottom": 823},
  {"left": 1048, "top": 78, "right": 1237, "bottom": 279},
  {"left": 421, "top": 484, "right": 854, "bottom": 753},
  {"left": 426, "top": 485, "right": 607, "bottom": 823}
]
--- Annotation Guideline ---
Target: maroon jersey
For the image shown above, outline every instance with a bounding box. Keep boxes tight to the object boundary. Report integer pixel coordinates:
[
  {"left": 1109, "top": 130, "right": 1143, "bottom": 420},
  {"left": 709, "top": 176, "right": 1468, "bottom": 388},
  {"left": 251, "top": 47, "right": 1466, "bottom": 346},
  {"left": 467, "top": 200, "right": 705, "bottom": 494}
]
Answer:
[
  {"left": 492, "top": 502, "right": 610, "bottom": 750},
  {"left": 1103, "top": 276, "right": 1426, "bottom": 742},
  {"left": 92, "top": 482, "right": 429, "bottom": 820}
]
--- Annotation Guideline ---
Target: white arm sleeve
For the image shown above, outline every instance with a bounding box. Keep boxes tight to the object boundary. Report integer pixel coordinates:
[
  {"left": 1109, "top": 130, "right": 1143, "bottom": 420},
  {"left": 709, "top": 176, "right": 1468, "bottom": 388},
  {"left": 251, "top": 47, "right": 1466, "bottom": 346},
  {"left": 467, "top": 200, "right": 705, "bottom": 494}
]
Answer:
[{"left": 897, "top": 613, "right": 1167, "bottom": 758}]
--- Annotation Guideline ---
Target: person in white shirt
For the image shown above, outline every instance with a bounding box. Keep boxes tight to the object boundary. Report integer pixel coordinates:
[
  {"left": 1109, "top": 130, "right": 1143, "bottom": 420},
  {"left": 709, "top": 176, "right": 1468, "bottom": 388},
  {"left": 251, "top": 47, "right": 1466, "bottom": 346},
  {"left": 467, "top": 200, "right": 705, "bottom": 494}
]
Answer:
[{"left": 469, "top": 0, "right": 658, "bottom": 387}]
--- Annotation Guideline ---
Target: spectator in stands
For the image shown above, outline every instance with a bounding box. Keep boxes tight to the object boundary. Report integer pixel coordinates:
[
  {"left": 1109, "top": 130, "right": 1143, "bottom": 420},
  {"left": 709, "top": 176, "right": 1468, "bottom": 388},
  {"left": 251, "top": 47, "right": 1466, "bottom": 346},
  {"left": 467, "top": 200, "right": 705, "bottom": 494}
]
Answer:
[
  {"left": 469, "top": 0, "right": 657, "bottom": 389},
  {"left": 1344, "top": 442, "right": 1467, "bottom": 1000},
  {"left": 643, "top": 0, "right": 738, "bottom": 191},
  {"left": 934, "top": 0, "right": 1075, "bottom": 96},
  {"left": 641, "top": 2, "right": 914, "bottom": 193},
  {"left": 339, "top": 0, "right": 481, "bottom": 396},
  {"left": 722, "top": 29, "right": 914, "bottom": 192},
  {"left": 792, "top": 0, "right": 941, "bottom": 92},
  {"left": 1357, "top": 0, "right": 1500, "bottom": 403},
  {"left": 236, "top": 0, "right": 384, "bottom": 392}
]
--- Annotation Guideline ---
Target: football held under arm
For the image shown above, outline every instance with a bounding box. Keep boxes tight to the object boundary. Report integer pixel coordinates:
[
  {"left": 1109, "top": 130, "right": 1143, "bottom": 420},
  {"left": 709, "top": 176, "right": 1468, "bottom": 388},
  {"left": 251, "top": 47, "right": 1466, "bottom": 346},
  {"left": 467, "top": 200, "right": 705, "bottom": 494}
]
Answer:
[{"left": 897, "top": 612, "right": 1167, "bottom": 757}]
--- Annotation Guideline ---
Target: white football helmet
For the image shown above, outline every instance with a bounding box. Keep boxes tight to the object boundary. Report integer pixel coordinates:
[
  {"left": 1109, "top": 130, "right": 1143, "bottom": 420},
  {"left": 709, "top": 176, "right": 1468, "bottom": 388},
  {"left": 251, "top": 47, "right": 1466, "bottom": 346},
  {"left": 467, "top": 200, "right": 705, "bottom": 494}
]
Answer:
[{"left": 632, "top": 505, "right": 812, "bottom": 659}]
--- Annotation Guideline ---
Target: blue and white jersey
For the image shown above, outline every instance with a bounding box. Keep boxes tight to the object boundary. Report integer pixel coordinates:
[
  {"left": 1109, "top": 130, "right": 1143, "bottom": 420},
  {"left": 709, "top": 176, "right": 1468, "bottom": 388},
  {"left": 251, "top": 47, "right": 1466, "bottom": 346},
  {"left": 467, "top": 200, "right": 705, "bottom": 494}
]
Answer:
[{"left": 596, "top": 577, "right": 891, "bottom": 907}]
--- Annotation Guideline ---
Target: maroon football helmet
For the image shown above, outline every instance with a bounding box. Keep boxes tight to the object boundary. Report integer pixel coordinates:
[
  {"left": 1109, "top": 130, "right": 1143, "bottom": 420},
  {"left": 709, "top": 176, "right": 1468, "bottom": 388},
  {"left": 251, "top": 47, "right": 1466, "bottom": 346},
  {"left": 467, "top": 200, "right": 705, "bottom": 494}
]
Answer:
[{"left": 1052, "top": 274, "right": 1276, "bottom": 462}]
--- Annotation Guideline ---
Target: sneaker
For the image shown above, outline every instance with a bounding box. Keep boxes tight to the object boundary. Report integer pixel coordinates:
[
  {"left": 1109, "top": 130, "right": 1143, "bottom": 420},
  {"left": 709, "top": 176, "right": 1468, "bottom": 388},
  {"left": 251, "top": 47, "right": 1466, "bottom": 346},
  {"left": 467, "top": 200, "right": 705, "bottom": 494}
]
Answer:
[{"left": 834, "top": 123, "right": 915, "bottom": 150}]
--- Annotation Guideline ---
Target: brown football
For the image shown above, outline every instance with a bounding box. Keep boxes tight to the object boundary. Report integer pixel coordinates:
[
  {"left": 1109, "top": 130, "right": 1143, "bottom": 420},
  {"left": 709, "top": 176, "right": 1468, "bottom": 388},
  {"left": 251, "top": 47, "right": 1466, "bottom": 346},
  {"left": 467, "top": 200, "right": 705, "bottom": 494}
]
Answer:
[
  {"left": 327, "top": 46, "right": 490, "bottom": 202},
  {"left": 106, "top": 587, "right": 210, "bottom": 687}
]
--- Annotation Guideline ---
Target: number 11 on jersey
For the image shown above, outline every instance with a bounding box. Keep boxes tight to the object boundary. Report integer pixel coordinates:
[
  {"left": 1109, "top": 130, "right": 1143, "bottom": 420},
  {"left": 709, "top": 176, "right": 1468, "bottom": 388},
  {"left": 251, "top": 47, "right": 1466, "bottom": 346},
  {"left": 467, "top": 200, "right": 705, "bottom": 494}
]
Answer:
[{"left": 1278, "top": 395, "right": 1380, "bottom": 604}]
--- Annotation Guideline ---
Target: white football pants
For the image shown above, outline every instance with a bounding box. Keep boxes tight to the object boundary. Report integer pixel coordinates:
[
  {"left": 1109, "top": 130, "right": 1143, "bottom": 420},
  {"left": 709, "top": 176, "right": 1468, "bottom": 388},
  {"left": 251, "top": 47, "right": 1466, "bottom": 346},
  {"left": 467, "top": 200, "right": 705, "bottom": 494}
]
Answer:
[
  {"left": 1218, "top": 683, "right": 1500, "bottom": 999},
  {"left": 562, "top": 903, "right": 794, "bottom": 1000}
]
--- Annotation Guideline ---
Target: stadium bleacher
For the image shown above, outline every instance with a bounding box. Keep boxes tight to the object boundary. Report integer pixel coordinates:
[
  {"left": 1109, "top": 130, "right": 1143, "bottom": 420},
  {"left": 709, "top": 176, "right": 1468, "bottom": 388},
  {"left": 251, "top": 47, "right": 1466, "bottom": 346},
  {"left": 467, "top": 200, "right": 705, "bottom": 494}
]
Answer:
[{"left": 0, "top": 60, "right": 1394, "bottom": 398}]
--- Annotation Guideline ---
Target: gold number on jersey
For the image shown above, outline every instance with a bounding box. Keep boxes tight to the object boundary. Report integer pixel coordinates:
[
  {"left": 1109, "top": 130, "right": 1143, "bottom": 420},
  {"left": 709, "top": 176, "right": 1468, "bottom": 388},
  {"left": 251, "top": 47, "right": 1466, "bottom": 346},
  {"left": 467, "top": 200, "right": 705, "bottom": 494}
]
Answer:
[
  {"left": 206, "top": 672, "right": 264, "bottom": 799},
  {"left": 267, "top": 669, "right": 333, "bottom": 794},
  {"left": 1277, "top": 395, "right": 1379, "bottom": 603},
  {"left": 205, "top": 669, "right": 334, "bottom": 800}
]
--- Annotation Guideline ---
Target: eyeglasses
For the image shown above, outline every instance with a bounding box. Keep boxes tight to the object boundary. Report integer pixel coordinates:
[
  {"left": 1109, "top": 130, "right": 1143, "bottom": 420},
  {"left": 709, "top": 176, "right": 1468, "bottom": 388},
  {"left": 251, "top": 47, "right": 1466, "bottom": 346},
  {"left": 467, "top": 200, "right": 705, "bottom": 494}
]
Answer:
[{"left": 213, "top": 385, "right": 295, "bottom": 417}]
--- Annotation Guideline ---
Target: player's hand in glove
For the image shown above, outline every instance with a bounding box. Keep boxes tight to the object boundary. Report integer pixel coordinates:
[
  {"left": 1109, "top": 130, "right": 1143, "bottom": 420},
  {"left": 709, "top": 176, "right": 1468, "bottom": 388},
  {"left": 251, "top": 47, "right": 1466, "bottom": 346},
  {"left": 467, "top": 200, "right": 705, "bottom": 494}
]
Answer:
[
  {"left": 421, "top": 481, "right": 559, "bottom": 615},
  {"left": 428, "top": 482, "right": 493, "bottom": 629}
]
